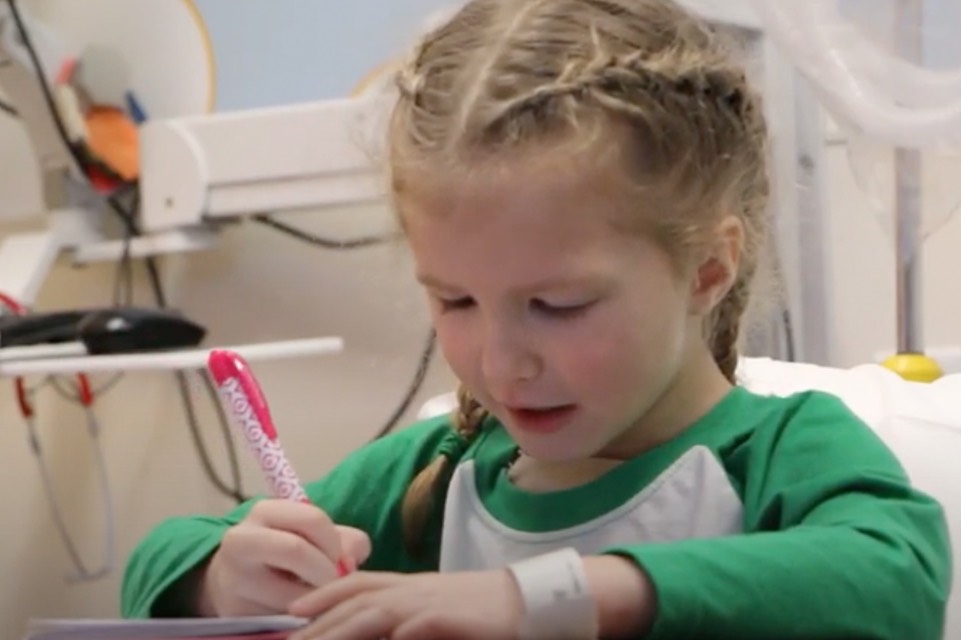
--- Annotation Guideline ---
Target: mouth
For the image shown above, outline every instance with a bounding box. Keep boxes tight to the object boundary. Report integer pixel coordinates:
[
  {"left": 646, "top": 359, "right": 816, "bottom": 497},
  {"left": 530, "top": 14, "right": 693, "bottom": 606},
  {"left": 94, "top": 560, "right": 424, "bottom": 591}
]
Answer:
[{"left": 506, "top": 404, "right": 578, "bottom": 435}]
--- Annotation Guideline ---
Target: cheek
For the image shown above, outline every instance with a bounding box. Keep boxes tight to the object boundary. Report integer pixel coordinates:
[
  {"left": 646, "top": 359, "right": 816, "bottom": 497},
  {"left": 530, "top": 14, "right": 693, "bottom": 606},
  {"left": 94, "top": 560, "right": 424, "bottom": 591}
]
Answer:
[
  {"left": 554, "top": 331, "right": 639, "bottom": 396},
  {"left": 432, "top": 315, "right": 478, "bottom": 382},
  {"left": 553, "top": 306, "right": 681, "bottom": 399}
]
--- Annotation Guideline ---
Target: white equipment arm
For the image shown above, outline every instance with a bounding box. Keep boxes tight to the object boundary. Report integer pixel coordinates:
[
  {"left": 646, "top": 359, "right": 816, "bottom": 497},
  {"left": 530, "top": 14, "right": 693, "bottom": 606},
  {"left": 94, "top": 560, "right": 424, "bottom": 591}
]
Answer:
[{"left": 139, "top": 94, "right": 394, "bottom": 232}]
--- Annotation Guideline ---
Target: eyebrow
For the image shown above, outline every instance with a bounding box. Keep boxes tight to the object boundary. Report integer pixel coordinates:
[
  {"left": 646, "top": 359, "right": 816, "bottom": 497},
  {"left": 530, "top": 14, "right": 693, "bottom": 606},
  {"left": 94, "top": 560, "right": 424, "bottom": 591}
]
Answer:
[
  {"left": 416, "top": 274, "right": 459, "bottom": 290},
  {"left": 415, "top": 273, "right": 611, "bottom": 294}
]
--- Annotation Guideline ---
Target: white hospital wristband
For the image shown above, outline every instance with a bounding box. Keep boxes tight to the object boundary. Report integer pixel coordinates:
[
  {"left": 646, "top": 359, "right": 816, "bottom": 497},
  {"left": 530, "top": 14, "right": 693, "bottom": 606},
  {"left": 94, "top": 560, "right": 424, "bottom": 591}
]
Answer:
[{"left": 507, "top": 548, "right": 599, "bottom": 640}]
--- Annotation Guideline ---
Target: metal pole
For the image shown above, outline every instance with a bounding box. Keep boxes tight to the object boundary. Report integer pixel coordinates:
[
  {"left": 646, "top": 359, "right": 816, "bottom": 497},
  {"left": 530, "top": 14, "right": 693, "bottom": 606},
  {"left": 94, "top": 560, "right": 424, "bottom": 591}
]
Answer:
[{"left": 894, "top": 0, "right": 925, "bottom": 354}]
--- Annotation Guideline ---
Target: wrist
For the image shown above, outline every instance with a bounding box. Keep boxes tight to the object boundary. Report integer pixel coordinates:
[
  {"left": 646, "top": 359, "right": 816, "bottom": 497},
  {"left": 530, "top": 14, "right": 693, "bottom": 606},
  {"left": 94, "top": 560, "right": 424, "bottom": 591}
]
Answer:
[
  {"left": 507, "top": 548, "right": 598, "bottom": 639},
  {"left": 190, "top": 555, "right": 220, "bottom": 617},
  {"left": 583, "top": 555, "right": 657, "bottom": 638}
]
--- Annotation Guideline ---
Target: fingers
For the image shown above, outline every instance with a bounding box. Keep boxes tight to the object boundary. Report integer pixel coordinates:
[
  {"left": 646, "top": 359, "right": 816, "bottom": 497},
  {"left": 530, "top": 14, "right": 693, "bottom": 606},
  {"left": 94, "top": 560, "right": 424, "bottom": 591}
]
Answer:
[
  {"left": 225, "top": 524, "right": 339, "bottom": 587},
  {"left": 287, "top": 578, "right": 475, "bottom": 640},
  {"left": 290, "top": 606, "right": 394, "bottom": 640},
  {"left": 232, "top": 567, "right": 318, "bottom": 614},
  {"left": 336, "top": 525, "right": 373, "bottom": 568},
  {"left": 206, "top": 551, "right": 317, "bottom": 616},
  {"left": 394, "top": 612, "right": 471, "bottom": 640},
  {"left": 206, "top": 500, "right": 371, "bottom": 617},
  {"left": 247, "top": 500, "right": 343, "bottom": 565},
  {"left": 289, "top": 572, "right": 403, "bottom": 618}
]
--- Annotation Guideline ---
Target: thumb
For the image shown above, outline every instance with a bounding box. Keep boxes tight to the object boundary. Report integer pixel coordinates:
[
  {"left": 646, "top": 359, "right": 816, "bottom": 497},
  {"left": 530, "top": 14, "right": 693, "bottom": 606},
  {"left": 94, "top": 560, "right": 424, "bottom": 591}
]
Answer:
[{"left": 335, "top": 525, "right": 372, "bottom": 570}]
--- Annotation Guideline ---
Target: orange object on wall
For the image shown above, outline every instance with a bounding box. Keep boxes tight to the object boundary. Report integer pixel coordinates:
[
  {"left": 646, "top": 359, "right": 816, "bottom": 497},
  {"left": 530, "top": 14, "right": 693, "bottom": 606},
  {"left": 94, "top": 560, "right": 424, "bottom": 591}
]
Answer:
[{"left": 85, "top": 106, "right": 140, "bottom": 181}]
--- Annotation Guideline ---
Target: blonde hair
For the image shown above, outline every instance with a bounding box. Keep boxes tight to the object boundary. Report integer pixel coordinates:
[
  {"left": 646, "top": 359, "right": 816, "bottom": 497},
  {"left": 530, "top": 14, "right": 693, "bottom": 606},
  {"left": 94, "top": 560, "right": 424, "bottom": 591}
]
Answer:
[{"left": 391, "top": 0, "right": 770, "bottom": 557}]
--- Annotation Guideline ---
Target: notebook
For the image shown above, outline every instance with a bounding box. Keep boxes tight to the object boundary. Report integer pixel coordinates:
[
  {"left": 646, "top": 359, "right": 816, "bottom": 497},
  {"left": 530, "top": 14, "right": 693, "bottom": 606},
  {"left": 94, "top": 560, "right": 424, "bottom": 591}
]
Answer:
[{"left": 23, "top": 615, "right": 308, "bottom": 640}]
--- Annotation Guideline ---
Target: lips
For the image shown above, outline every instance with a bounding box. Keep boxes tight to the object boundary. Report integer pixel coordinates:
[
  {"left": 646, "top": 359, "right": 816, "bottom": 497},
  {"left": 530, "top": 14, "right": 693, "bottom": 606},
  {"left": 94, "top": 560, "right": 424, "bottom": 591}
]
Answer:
[{"left": 506, "top": 404, "right": 578, "bottom": 434}]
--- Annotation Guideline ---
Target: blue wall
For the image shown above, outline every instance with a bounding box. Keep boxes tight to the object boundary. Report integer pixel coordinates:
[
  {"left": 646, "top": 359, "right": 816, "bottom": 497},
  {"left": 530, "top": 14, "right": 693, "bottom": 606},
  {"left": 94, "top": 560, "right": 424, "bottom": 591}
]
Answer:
[
  {"left": 195, "top": 0, "right": 961, "bottom": 111},
  {"left": 194, "top": 0, "right": 455, "bottom": 110},
  {"left": 925, "top": 0, "right": 961, "bottom": 68}
]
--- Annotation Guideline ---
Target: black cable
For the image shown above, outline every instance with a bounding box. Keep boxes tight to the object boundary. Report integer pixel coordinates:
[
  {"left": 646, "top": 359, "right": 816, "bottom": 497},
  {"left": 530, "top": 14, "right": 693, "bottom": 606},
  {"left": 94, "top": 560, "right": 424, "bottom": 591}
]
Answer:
[
  {"left": 0, "top": 97, "right": 17, "bottom": 117},
  {"left": 781, "top": 307, "right": 797, "bottom": 363},
  {"left": 48, "top": 374, "right": 124, "bottom": 403},
  {"left": 112, "top": 192, "right": 137, "bottom": 307},
  {"left": 253, "top": 212, "right": 437, "bottom": 439},
  {"left": 104, "top": 190, "right": 241, "bottom": 498},
  {"left": 369, "top": 329, "right": 437, "bottom": 442},
  {"left": 6, "top": 0, "right": 89, "bottom": 178},
  {"left": 10, "top": 0, "right": 248, "bottom": 504},
  {"left": 252, "top": 212, "right": 436, "bottom": 439},
  {"left": 106, "top": 199, "right": 247, "bottom": 502},
  {"left": 135, "top": 209, "right": 247, "bottom": 503},
  {"left": 135, "top": 215, "right": 247, "bottom": 502},
  {"left": 175, "top": 370, "right": 248, "bottom": 503},
  {"left": 137, "top": 220, "right": 246, "bottom": 502},
  {"left": 253, "top": 214, "right": 392, "bottom": 249}
]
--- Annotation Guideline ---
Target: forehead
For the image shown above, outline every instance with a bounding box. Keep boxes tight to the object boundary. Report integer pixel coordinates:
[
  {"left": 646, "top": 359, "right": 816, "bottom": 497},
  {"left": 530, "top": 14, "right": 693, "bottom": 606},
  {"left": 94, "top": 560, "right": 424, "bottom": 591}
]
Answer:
[
  {"left": 399, "top": 154, "right": 662, "bottom": 287},
  {"left": 399, "top": 137, "right": 638, "bottom": 228}
]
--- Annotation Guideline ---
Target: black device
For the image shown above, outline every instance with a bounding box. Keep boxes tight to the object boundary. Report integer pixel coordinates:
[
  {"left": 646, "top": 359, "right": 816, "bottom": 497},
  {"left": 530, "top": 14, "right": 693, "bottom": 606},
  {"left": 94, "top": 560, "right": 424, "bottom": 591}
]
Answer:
[{"left": 0, "top": 307, "right": 207, "bottom": 355}]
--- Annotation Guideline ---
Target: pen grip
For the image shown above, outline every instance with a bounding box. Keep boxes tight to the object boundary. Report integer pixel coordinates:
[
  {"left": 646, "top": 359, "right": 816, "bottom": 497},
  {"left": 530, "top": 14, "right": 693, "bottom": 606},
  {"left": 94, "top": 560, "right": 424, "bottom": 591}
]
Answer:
[{"left": 245, "top": 426, "right": 308, "bottom": 502}]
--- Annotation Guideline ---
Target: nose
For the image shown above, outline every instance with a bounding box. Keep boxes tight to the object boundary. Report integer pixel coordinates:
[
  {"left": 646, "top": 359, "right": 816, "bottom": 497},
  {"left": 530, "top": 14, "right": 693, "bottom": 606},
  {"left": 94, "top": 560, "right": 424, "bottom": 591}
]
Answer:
[{"left": 480, "top": 318, "right": 541, "bottom": 387}]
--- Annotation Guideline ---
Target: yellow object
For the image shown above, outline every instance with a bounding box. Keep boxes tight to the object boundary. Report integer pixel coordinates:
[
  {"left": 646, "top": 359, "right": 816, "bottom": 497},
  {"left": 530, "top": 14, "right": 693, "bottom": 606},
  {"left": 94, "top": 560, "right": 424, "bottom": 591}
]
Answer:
[
  {"left": 182, "top": 0, "right": 217, "bottom": 112},
  {"left": 882, "top": 353, "right": 944, "bottom": 383}
]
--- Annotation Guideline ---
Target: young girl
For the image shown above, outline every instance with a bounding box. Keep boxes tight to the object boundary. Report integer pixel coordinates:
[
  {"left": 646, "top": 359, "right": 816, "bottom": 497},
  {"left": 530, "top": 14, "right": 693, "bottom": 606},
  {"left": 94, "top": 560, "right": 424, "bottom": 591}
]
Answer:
[{"left": 121, "top": 0, "right": 951, "bottom": 638}]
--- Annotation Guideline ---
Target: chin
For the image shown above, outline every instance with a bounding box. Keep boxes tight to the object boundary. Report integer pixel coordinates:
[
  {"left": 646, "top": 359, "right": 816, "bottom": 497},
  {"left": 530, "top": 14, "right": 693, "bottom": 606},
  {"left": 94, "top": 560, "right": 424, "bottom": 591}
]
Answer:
[{"left": 509, "top": 432, "right": 601, "bottom": 462}]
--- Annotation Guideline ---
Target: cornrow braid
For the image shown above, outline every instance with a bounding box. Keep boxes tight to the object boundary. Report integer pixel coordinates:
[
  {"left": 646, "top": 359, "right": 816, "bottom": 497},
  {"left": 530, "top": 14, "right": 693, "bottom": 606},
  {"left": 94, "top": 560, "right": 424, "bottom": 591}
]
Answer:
[
  {"left": 484, "top": 51, "right": 750, "bottom": 141},
  {"left": 711, "top": 276, "right": 753, "bottom": 383}
]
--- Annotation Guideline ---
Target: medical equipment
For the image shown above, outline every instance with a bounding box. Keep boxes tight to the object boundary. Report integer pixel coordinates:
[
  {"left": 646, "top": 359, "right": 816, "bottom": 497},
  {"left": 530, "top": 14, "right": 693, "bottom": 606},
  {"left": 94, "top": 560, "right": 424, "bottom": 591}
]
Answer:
[
  {"left": 4, "top": 0, "right": 956, "bottom": 377},
  {"left": 0, "top": 293, "right": 113, "bottom": 583},
  {"left": 0, "top": 1, "right": 349, "bottom": 578},
  {"left": 0, "top": 0, "right": 811, "bottom": 361},
  {"left": 15, "top": 375, "right": 114, "bottom": 583},
  {"left": 0, "top": 283, "right": 344, "bottom": 582},
  {"left": 751, "top": 0, "right": 960, "bottom": 381},
  {"left": 0, "top": 306, "right": 206, "bottom": 354}
]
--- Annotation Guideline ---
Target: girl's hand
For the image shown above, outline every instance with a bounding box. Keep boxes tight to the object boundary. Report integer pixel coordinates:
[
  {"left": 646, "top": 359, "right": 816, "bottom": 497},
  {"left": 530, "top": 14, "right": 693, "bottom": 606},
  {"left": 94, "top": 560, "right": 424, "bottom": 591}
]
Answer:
[
  {"left": 287, "top": 569, "right": 524, "bottom": 640},
  {"left": 196, "top": 499, "right": 371, "bottom": 617},
  {"left": 287, "top": 555, "right": 655, "bottom": 640}
]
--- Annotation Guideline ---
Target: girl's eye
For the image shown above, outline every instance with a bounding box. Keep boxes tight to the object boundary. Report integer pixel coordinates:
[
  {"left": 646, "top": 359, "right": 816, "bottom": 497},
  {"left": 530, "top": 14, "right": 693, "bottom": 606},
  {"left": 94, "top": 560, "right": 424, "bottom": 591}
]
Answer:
[
  {"left": 530, "top": 298, "right": 595, "bottom": 318},
  {"left": 437, "top": 296, "right": 475, "bottom": 312}
]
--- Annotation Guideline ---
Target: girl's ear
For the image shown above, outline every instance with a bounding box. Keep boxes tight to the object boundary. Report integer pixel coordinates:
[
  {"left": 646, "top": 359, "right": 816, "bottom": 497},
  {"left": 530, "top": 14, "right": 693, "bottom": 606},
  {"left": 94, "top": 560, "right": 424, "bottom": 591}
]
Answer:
[{"left": 688, "top": 216, "right": 743, "bottom": 315}]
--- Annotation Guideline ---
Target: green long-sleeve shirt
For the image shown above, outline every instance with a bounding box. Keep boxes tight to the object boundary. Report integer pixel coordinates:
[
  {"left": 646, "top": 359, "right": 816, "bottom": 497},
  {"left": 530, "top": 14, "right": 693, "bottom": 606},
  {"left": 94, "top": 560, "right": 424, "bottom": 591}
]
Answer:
[{"left": 122, "top": 386, "right": 951, "bottom": 638}]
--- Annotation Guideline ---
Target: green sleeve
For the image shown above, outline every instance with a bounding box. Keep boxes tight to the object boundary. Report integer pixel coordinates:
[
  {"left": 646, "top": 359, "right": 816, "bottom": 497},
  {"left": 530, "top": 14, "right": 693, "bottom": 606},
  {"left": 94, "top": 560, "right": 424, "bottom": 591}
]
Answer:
[
  {"left": 120, "top": 417, "right": 456, "bottom": 619},
  {"left": 606, "top": 392, "right": 951, "bottom": 640}
]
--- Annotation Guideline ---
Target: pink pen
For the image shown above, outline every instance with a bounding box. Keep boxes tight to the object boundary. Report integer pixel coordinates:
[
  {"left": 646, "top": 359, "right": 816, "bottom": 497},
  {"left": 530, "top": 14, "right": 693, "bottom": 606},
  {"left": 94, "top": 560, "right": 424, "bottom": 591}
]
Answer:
[{"left": 207, "top": 349, "right": 350, "bottom": 577}]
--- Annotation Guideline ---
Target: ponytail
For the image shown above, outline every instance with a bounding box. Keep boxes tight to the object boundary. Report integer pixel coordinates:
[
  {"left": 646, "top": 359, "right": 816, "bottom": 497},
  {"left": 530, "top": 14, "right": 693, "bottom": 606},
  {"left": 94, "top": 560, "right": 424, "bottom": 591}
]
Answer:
[{"left": 401, "top": 384, "right": 488, "bottom": 557}]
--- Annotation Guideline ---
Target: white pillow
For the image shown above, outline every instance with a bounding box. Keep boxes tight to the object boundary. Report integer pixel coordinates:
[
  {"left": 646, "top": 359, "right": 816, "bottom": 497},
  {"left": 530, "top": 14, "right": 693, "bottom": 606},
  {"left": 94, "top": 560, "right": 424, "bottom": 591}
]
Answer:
[{"left": 739, "top": 357, "right": 961, "bottom": 638}]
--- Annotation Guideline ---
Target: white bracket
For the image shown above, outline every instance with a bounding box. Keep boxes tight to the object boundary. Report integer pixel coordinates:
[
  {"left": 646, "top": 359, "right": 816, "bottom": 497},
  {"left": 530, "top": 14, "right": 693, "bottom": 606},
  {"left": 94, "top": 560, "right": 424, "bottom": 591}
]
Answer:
[{"left": 0, "top": 337, "right": 344, "bottom": 377}]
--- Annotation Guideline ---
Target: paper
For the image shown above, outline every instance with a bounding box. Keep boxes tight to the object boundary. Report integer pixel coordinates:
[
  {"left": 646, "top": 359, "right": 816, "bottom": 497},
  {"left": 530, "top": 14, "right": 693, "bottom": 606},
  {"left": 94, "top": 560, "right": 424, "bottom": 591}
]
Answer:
[{"left": 24, "top": 615, "right": 308, "bottom": 640}]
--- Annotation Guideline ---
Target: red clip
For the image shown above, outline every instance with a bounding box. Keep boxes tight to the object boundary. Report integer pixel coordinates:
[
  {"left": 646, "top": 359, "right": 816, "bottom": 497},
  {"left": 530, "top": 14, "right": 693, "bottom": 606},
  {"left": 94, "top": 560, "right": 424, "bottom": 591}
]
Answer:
[
  {"left": 14, "top": 378, "right": 33, "bottom": 419},
  {"left": 0, "top": 291, "right": 26, "bottom": 315},
  {"left": 76, "top": 374, "right": 94, "bottom": 407}
]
